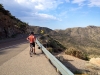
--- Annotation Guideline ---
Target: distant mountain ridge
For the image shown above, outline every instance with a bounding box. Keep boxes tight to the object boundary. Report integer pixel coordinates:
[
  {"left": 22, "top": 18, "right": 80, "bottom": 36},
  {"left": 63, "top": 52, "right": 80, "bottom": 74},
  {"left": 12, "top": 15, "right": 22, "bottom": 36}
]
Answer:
[
  {"left": 30, "top": 25, "right": 100, "bottom": 58},
  {"left": 53, "top": 25, "right": 100, "bottom": 58},
  {"left": 31, "top": 25, "right": 100, "bottom": 58}
]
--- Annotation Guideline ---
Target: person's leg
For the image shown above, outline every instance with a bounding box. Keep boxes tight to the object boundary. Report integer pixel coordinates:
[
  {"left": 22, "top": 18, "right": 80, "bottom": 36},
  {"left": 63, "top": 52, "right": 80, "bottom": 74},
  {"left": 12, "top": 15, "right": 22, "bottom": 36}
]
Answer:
[
  {"left": 30, "top": 43, "right": 33, "bottom": 52},
  {"left": 33, "top": 47, "right": 35, "bottom": 53},
  {"left": 32, "top": 42, "right": 36, "bottom": 54}
]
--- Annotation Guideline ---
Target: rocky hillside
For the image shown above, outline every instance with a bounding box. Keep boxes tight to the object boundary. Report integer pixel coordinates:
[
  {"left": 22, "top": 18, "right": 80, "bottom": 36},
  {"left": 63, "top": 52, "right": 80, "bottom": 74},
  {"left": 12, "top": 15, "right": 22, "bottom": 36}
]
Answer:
[
  {"left": 0, "top": 4, "right": 28, "bottom": 39},
  {"left": 29, "top": 26, "right": 58, "bottom": 35},
  {"left": 54, "top": 26, "right": 100, "bottom": 58}
]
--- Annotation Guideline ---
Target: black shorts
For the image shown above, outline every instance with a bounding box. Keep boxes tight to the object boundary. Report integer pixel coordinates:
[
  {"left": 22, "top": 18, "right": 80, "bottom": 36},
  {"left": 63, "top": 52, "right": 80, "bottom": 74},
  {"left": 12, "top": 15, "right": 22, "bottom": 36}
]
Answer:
[{"left": 30, "top": 42, "right": 35, "bottom": 47}]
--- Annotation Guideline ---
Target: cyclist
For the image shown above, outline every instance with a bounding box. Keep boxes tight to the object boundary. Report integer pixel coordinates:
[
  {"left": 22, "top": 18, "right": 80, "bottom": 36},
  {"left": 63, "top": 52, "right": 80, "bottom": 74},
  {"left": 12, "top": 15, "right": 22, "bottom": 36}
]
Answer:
[{"left": 27, "top": 32, "right": 36, "bottom": 55}]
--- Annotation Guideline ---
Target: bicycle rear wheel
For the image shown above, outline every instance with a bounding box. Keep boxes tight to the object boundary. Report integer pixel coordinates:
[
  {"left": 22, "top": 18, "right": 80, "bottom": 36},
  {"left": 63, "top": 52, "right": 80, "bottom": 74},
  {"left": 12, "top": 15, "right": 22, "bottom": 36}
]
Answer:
[{"left": 30, "top": 47, "right": 33, "bottom": 57}]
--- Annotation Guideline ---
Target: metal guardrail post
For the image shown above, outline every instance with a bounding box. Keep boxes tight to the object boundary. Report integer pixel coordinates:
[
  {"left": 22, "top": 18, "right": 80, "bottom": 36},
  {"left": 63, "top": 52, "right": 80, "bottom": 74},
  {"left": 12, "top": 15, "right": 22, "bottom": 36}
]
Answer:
[{"left": 36, "top": 39, "right": 74, "bottom": 75}]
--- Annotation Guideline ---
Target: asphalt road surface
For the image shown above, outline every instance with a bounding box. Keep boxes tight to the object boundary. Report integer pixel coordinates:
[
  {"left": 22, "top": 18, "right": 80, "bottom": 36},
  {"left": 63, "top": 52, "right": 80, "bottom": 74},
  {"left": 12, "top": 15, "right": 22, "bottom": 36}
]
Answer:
[{"left": 0, "top": 38, "right": 29, "bottom": 66}]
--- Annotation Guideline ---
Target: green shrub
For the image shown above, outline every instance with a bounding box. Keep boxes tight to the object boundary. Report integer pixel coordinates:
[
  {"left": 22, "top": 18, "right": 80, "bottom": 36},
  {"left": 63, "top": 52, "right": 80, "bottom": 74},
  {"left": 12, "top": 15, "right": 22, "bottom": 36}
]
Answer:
[
  {"left": 47, "top": 48, "right": 53, "bottom": 53},
  {"left": 74, "top": 70, "right": 82, "bottom": 74},
  {"left": 65, "top": 47, "right": 89, "bottom": 60},
  {"left": 40, "top": 36, "right": 45, "bottom": 40}
]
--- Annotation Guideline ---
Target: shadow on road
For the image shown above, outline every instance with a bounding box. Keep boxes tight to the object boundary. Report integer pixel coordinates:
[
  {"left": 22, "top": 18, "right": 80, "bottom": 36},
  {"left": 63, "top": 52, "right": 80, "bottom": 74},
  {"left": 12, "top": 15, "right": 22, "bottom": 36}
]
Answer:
[
  {"left": 61, "top": 59, "right": 85, "bottom": 74},
  {"left": 35, "top": 52, "right": 44, "bottom": 56},
  {"left": 0, "top": 51, "right": 6, "bottom": 55}
]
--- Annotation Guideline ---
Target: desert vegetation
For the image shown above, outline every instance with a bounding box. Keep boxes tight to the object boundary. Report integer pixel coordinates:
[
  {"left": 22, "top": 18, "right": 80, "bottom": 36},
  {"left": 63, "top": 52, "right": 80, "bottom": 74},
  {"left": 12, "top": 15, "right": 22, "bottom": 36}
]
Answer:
[
  {"left": 65, "top": 47, "right": 88, "bottom": 60},
  {"left": 39, "top": 34, "right": 66, "bottom": 53},
  {"left": 0, "top": 4, "right": 28, "bottom": 39}
]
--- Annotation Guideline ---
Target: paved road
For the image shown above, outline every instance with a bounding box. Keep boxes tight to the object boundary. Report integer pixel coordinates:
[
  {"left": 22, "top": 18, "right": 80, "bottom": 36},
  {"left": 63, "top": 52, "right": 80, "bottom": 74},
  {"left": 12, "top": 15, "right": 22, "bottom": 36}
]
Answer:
[
  {"left": 0, "top": 38, "right": 29, "bottom": 66},
  {"left": 0, "top": 36, "right": 59, "bottom": 75},
  {"left": 0, "top": 35, "right": 28, "bottom": 48},
  {"left": 0, "top": 34, "right": 40, "bottom": 65},
  {"left": 0, "top": 43, "right": 59, "bottom": 75}
]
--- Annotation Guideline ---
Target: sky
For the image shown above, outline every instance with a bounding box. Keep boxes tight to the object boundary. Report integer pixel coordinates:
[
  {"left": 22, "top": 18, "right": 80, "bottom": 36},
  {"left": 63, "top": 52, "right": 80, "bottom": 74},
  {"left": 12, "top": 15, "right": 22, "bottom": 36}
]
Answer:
[{"left": 0, "top": 0, "right": 100, "bottom": 30}]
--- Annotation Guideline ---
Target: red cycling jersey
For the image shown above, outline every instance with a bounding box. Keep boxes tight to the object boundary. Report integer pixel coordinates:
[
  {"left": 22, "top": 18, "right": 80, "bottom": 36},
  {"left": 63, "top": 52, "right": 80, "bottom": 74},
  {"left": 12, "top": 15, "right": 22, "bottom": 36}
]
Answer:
[{"left": 27, "top": 35, "right": 36, "bottom": 43}]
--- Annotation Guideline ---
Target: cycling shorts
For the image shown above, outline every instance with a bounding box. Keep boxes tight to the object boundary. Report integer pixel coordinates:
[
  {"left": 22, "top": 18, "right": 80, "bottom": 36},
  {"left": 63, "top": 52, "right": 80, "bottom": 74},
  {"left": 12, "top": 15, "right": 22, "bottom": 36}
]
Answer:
[{"left": 30, "top": 42, "right": 35, "bottom": 47}]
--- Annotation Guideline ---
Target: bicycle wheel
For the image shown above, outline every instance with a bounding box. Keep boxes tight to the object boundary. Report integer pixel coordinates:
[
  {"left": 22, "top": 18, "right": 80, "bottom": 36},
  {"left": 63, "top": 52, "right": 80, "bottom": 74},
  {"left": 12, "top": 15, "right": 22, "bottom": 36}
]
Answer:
[{"left": 30, "top": 47, "right": 33, "bottom": 57}]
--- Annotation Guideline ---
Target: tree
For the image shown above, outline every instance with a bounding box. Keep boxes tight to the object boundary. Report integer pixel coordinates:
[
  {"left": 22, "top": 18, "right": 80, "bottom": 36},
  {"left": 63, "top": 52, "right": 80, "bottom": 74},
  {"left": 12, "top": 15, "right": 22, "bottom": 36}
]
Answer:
[
  {"left": 0, "top": 4, "right": 3, "bottom": 8},
  {"left": 0, "top": 4, "right": 4, "bottom": 11}
]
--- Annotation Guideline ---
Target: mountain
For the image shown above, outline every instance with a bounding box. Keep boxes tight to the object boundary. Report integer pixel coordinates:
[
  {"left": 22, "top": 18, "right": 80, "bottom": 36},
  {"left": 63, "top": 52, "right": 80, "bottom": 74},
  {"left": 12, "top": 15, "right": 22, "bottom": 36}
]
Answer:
[
  {"left": 0, "top": 4, "right": 28, "bottom": 39},
  {"left": 53, "top": 26, "right": 100, "bottom": 58},
  {"left": 29, "top": 26, "right": 58, "bottom": 35},
  {"left": 30, "top": 25, "right": 100, "bottom": 59}
]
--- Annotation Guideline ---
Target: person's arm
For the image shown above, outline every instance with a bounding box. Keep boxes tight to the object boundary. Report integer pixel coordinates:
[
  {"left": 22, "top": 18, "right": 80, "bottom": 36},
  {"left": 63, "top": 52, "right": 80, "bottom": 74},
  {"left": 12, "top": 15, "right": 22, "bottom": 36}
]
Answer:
[{"left": 27, "top": 37, "right": 29, "bottom": 40}]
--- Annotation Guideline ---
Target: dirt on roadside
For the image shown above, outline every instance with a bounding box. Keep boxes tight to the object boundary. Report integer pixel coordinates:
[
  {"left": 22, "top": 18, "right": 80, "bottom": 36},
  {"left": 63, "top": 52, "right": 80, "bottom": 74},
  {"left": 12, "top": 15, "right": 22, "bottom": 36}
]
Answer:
[{"left": 56, "top": 54, "right": 100, "bottom": 75}]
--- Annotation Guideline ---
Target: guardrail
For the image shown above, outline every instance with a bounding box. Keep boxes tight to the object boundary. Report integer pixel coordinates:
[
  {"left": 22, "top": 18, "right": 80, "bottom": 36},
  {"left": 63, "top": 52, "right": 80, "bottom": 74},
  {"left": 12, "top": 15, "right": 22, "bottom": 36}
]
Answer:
[{"left": 36, "top": 39, "right": 74, "bottom": 75}]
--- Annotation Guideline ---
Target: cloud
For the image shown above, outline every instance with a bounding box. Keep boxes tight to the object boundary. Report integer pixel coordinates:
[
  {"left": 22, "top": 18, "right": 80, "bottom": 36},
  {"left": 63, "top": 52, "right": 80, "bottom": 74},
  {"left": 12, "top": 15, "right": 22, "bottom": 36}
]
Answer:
[
  {"left": 0, "top": 0, "right": 63, "bottom": 11},
  {"left": 57, "top": 11, "right": 68, "bottom": 19},
  {"left": 65, "top": 0, "right": 70, "bottom": 3},
  {"left": 18, "top": 12, "right": 62, "bottom": 22},
  {"left": 71, "top": 0, "right": 100, "bottom": 7},
  {"left": 70, "top": 7, "right": 82, "bottom": 11},
  {"left": 72, "top": 0, "right": 86, "bottom": 6},
  {"left": 32, "top": 12, "right": 62, "bottom": 21},
  {"left": 14, "top": 0, "right": 63, "bottom": 11},
  {"left": 88, "top": 0, "right": 100, "bottom": 7},
  {"left": 1, "top": 0, "right": 100, "bottom": 27},
  {"left": 0, "top": 0, "right": 62, "bottom": 22}
]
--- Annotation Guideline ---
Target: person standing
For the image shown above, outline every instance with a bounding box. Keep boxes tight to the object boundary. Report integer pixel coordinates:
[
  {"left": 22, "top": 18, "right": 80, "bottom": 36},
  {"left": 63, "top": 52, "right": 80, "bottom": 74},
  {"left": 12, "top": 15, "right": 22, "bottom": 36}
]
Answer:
[{"left": 27, "top": 32, "right": 36, "bottom": 55}]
